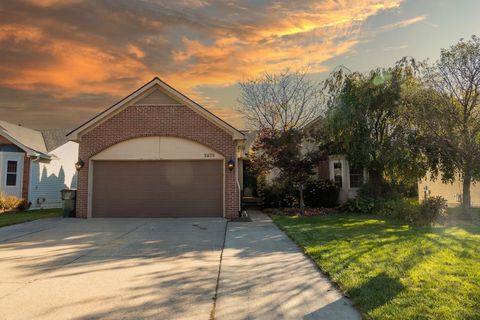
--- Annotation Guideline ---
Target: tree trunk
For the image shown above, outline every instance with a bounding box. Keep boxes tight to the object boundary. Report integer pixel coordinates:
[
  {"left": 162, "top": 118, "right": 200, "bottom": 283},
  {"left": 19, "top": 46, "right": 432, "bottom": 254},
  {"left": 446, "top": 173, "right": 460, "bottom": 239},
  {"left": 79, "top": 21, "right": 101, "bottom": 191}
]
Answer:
[{"left": 461, "top": 171, "right": 472, "bottom": 219}]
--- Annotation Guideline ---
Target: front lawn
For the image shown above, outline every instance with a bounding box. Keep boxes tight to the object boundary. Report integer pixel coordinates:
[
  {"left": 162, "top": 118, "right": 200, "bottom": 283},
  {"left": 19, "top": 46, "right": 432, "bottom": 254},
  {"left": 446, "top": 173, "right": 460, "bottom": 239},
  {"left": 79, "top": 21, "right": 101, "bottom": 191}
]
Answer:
[
  {"left": 0, "top": 208, "right": 63, "bottom": 228},
  {"left": 272, "top": 213, "right": 480, "bottom": 320}
]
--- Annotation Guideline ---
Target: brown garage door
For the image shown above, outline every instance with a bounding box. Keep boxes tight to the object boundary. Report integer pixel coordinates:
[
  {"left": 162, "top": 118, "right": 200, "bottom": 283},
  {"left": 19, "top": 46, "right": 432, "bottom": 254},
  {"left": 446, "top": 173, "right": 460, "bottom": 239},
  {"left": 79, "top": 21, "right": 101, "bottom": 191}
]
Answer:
[{"left": 92, "top": 160, "right": 223, "bottom": 217}]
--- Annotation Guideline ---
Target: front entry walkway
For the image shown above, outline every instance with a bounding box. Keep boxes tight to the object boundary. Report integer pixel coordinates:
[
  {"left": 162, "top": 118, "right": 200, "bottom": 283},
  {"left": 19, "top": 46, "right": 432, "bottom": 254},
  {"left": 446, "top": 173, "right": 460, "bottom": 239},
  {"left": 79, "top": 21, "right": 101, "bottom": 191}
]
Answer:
[{"left": 215, "top": 211, "right": 360, "bottom": 320}]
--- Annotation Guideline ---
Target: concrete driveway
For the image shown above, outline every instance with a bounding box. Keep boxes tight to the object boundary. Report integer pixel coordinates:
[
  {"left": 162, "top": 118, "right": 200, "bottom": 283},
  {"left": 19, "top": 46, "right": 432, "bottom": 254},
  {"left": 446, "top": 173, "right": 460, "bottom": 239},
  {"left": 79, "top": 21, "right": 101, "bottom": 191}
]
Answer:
[
  {"left": 0, "top": 214, "right": 360, "bottom": 320},
  {"left": 0, "top": 218, "right": 225, "bottom": 320}
]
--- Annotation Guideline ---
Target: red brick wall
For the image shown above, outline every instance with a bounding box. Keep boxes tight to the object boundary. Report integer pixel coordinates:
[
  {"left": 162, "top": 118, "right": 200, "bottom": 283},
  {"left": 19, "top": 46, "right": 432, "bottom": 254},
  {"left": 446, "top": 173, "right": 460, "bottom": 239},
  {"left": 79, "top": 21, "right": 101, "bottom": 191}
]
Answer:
[
  {"left": 22, "top": 157, "right": 30, "bottom": 200},
  {"left": 0, "top": 133, "right": 29, "bottom": 200},
  {"left": 0, "top": 134, "right": 14, "bottom": 145},
  {"left": 76, "top": 105, "right": 240, "bottom": 219}
]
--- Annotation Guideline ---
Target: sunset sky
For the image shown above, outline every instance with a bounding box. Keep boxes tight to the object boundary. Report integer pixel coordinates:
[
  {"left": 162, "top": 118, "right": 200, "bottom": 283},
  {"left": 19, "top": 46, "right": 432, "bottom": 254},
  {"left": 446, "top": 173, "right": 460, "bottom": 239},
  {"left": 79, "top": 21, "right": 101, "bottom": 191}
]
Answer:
[{"left": 0, "top": 0, "right": 478, "bottom": 130}]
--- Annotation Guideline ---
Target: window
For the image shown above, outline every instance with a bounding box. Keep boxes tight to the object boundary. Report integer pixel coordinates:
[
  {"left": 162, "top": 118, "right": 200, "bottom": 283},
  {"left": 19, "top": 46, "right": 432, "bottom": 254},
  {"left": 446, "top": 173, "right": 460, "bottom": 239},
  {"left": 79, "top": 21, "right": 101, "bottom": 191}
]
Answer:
[
  {"left": 333, "top": 162, "right": 342, "bottom": 188},
  {"left": 6, "top": 161, "right": 17, "bottom": 186},
  {"left": 349, "top": 167, "right": 364, "bottom": 188}
]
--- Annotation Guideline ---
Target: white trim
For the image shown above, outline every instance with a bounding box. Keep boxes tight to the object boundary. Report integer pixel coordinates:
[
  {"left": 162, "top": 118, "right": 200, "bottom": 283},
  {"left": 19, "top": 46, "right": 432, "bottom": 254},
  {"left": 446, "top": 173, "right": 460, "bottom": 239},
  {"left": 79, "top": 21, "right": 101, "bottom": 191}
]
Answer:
[
  {"left": 134, "top": 103, "right": 183, "bottom": 106},
  {"left": 328, "top": 155, "right": 368, "bottom": 203},
  {"left": 329, "top": 158, "right": 345, "bottom": 189},
  {"left": 234, "top": 156, "right": 240, "bottom": 214},
  {"left": 347, "top": 166, "right": 367, "bottom": 190},
  {"left": 67, "top": 78, "right": 245, "bottom": 141},
  {"left": 91, "top": 136, "right": 224, "bottom": 161},
  {"left": 87, "top": 159, "right": 93, "bottom": 218},
  {"left": 27, "top": 157, "right": 36, "bottom": 203},
  {"left": 223, "top": 158, "right": 226, "bottom": 218},
  {"left": 0, "top": 131, "right": 50, "bottom": 159},
  {"left": 0, "top": 152, "right": 24, "bottom": 198}
]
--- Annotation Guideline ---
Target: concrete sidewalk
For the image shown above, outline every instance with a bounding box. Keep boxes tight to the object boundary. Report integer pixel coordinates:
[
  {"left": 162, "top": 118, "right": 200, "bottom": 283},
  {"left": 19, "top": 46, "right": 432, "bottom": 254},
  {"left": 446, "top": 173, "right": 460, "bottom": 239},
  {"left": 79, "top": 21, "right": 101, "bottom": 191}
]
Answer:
[{"left": 215, "top": 211, "right": 360, "bottom": 320}]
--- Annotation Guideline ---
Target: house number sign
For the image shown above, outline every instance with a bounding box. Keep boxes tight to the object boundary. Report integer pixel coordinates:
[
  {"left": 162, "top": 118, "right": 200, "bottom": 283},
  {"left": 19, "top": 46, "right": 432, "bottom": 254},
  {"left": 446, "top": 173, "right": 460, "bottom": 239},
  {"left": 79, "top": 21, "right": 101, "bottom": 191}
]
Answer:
[{"left": 204, "top": 153, "right": 215, "bottom": 158}]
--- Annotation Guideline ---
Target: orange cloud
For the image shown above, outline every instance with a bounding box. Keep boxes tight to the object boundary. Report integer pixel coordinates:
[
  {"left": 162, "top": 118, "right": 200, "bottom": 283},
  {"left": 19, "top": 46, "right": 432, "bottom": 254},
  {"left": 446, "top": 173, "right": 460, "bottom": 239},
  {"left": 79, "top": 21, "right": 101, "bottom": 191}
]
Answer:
[
  {"left": 20, "top": 0, "right": 82, "bottom": 7},
  {"left": 167, "top": 0, "right": 402, "bottom": 90},
  {"left": 0, "top": 24, "right": 43, "bottom": 43},
  {"left": 0, "top": 0, "right": 408, "bottom": 129},
  {"left": 0, "top": 25, "right": 151, "bottom": 97},
  {"left": 380, "top": 15, "right": 427, "bottom": 31}
]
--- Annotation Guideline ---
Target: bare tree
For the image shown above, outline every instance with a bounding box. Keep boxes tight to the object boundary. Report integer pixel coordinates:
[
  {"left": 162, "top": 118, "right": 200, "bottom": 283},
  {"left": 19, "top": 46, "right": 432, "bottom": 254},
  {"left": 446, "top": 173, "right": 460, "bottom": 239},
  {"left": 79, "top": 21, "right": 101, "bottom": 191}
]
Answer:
[
  {"left": 238, "top": 68, "right": 324, "bottom": 131},
  {"left": 238, "top": 68, "right": 323, "bottom": 214},
  {"left": 418, "top": 35, "right": 480, "bottom": 215}
]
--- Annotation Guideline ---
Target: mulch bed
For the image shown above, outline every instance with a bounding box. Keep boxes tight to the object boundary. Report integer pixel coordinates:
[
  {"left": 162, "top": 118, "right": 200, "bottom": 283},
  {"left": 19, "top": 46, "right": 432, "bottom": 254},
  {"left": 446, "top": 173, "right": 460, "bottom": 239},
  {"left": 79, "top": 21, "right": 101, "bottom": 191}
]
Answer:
[{"left": 264, "top": 207, "right": 339, "bottom": 216}]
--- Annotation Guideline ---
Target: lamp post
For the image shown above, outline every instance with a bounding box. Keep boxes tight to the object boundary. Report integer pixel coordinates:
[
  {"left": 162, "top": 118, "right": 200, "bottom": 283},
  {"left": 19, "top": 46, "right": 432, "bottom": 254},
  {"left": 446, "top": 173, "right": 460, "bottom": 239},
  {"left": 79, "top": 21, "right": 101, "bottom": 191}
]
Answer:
[{"left": 423, "top": 185, "right": 430, "bottom": 201}]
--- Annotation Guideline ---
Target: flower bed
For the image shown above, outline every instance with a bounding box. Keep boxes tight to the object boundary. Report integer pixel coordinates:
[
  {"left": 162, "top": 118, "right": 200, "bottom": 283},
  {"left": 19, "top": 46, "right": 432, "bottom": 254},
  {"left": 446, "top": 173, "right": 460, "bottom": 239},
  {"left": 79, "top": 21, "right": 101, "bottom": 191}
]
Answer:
[{"left": 263, "top": 207, "right": 339, "bottom": 216}]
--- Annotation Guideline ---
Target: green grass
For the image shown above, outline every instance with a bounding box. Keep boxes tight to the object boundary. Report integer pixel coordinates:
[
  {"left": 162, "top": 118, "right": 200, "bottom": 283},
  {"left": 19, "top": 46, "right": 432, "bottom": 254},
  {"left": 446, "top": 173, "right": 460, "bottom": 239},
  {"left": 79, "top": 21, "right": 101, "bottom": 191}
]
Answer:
[
  {"left": 272, "top": 212, "right": 480, "bottom": 320},
  {"left": 0, "top": 208, "right": 63, "bottom": 228}
]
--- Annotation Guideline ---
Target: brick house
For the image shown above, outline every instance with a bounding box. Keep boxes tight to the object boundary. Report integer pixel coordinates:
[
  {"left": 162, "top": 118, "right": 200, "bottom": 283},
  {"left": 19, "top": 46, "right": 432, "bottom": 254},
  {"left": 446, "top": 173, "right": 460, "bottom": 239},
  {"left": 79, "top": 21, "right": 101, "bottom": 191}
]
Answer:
[{"left": 67, "top": 77, "right": 245, "bottom": 219}]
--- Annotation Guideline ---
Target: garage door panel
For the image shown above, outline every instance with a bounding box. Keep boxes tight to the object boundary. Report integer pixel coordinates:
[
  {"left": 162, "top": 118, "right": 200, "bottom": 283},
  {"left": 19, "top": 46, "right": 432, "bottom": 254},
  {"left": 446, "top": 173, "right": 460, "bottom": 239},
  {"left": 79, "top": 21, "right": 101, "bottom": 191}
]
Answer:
[{"left": 92, "top": 160, "right": 223, "bottom": 217}]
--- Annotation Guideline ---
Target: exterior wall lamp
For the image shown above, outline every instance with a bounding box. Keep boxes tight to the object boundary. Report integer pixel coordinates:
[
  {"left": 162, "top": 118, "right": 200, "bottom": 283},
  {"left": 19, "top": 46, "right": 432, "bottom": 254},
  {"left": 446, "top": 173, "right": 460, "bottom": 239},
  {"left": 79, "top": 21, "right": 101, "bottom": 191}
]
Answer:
[
  {"left": 75, "top": 159, "right": 85, "bottom": 171},
  {"left": 227, "top": 158, "right": 235, "bottom": 171}
]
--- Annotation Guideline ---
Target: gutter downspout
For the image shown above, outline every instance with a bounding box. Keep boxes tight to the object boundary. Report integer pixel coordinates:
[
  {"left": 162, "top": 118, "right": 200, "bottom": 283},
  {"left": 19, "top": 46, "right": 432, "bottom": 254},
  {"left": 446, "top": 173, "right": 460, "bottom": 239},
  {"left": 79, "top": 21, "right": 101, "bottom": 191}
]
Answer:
[{"left": 28, "top": 155, "right": 41, "bottom": 209}]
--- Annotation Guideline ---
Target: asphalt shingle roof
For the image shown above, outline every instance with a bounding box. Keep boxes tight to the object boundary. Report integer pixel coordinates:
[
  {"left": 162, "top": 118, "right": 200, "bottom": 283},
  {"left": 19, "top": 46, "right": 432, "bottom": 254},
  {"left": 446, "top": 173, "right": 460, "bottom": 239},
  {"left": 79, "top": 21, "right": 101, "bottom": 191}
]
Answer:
[
  {"left": 40, "top": 128, "right": 72, "bottom": 152},
  {"left": 0, "top": 120, "right": 73, "bottom": 155},
  {"left": 0, "top": 120, "right": 47, "bottom": 154}
]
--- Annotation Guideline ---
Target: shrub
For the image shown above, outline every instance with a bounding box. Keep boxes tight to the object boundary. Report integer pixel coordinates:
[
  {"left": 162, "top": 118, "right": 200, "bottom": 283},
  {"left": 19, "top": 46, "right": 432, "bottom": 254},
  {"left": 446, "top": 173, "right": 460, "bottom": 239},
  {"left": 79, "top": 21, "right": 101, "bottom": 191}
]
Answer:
[
  {"left": 416, "top": 196, "right": 448, "bottom": 225},
  {"left": 304, "top": 179, "right": 340, "bottom": 208},
  {"left": 4, "top": 195, "right": 22, "bottom": 211},
  {"left": 340, "top": 193, "right": 447, "bottom": 225},
  {"left": 341, "top": 197, "right": 375, "bottom": 214},
  {"left": 376, "top": 197, "right": 419, "bottom": 221},
  {"left": 0, "top": 194, "right": 23, "bottom": 212},
  {"left": 257, "top": 177, "right": 297, "bottom": 208}
]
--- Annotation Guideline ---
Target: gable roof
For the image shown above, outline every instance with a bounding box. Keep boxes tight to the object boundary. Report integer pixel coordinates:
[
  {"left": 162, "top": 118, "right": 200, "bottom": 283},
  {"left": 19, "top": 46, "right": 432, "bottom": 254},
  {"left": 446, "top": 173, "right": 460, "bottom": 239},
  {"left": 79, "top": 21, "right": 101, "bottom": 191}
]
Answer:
[
  {"left": 0, "top": 121, "right": 74, "bottom": 158},
  {"left": 302, "top": 116, "right": 324, "bottom": 132},
  {"left": 67, "top": 77, "right": 245, "bottom": 141},
  {"left": 0, "top": 120, "right": 49, "bottom": 158},
  {"left": 241, "top": 130, "right": 258, "bottom": 153}
]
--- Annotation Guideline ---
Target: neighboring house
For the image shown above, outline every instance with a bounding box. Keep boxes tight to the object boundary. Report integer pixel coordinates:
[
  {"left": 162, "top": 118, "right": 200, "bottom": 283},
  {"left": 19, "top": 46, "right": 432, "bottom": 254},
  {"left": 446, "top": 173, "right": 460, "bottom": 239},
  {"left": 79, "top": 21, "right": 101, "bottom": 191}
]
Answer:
[
  {"left": 304, "top": 117, "right": 367, "bottom": 202},
  {"left": 241, "top": 126, "right": 367, "bottom": 204},
  {"left": 418, "top": 175, "right": 480, "bottom": 207},
  {"left": 0, "top": 120, "right": 78, "bottom": 209},
  {"left": 316, "top": 155, "right": 367, "bottom": 203},
  {"left": 67, "top": 77, "right": 245, "bottom": 219}
]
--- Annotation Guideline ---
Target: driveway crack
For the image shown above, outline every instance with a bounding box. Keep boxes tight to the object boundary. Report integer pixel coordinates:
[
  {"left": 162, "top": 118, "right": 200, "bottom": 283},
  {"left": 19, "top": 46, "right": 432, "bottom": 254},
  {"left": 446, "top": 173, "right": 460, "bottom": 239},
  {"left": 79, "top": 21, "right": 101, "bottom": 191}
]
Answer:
[{"left": 209, "top": 220, "right": 228, "bottom": 320}]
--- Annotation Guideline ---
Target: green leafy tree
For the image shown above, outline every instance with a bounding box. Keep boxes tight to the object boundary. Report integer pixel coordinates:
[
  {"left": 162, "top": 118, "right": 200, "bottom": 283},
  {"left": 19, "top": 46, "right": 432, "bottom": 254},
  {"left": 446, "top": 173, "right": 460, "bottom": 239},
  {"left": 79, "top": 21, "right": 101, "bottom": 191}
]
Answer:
[
  {"left": 250, "top": 128, "right": 320, "bottom": 212},
  {"left": 323, "top": 60, "right": 426, "bottom": 195},
  {"left": 415, "top": 36, "right": 480, "bottom": 214}
]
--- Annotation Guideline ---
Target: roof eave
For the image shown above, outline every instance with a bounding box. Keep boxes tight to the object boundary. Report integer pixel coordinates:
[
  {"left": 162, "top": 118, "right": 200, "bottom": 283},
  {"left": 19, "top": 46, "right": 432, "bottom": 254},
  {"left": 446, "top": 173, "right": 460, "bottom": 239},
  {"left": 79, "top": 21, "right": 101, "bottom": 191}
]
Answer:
[
  {"left": 0, "top": 130, "right": 51, "bottom": 159},
  {"left": 67, "top": 77, "right": 245, "bottom": 141}
]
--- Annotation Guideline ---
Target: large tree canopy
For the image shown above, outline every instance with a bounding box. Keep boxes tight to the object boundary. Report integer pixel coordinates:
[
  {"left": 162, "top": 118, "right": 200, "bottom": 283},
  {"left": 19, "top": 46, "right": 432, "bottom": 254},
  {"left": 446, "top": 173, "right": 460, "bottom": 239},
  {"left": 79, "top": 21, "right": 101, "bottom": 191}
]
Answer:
[
  {"left": 323, "top": 59, "right": 426, "bottom": 192},
  {"left": 414, "top": 35, "right": 480, "bottom": 211}
]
